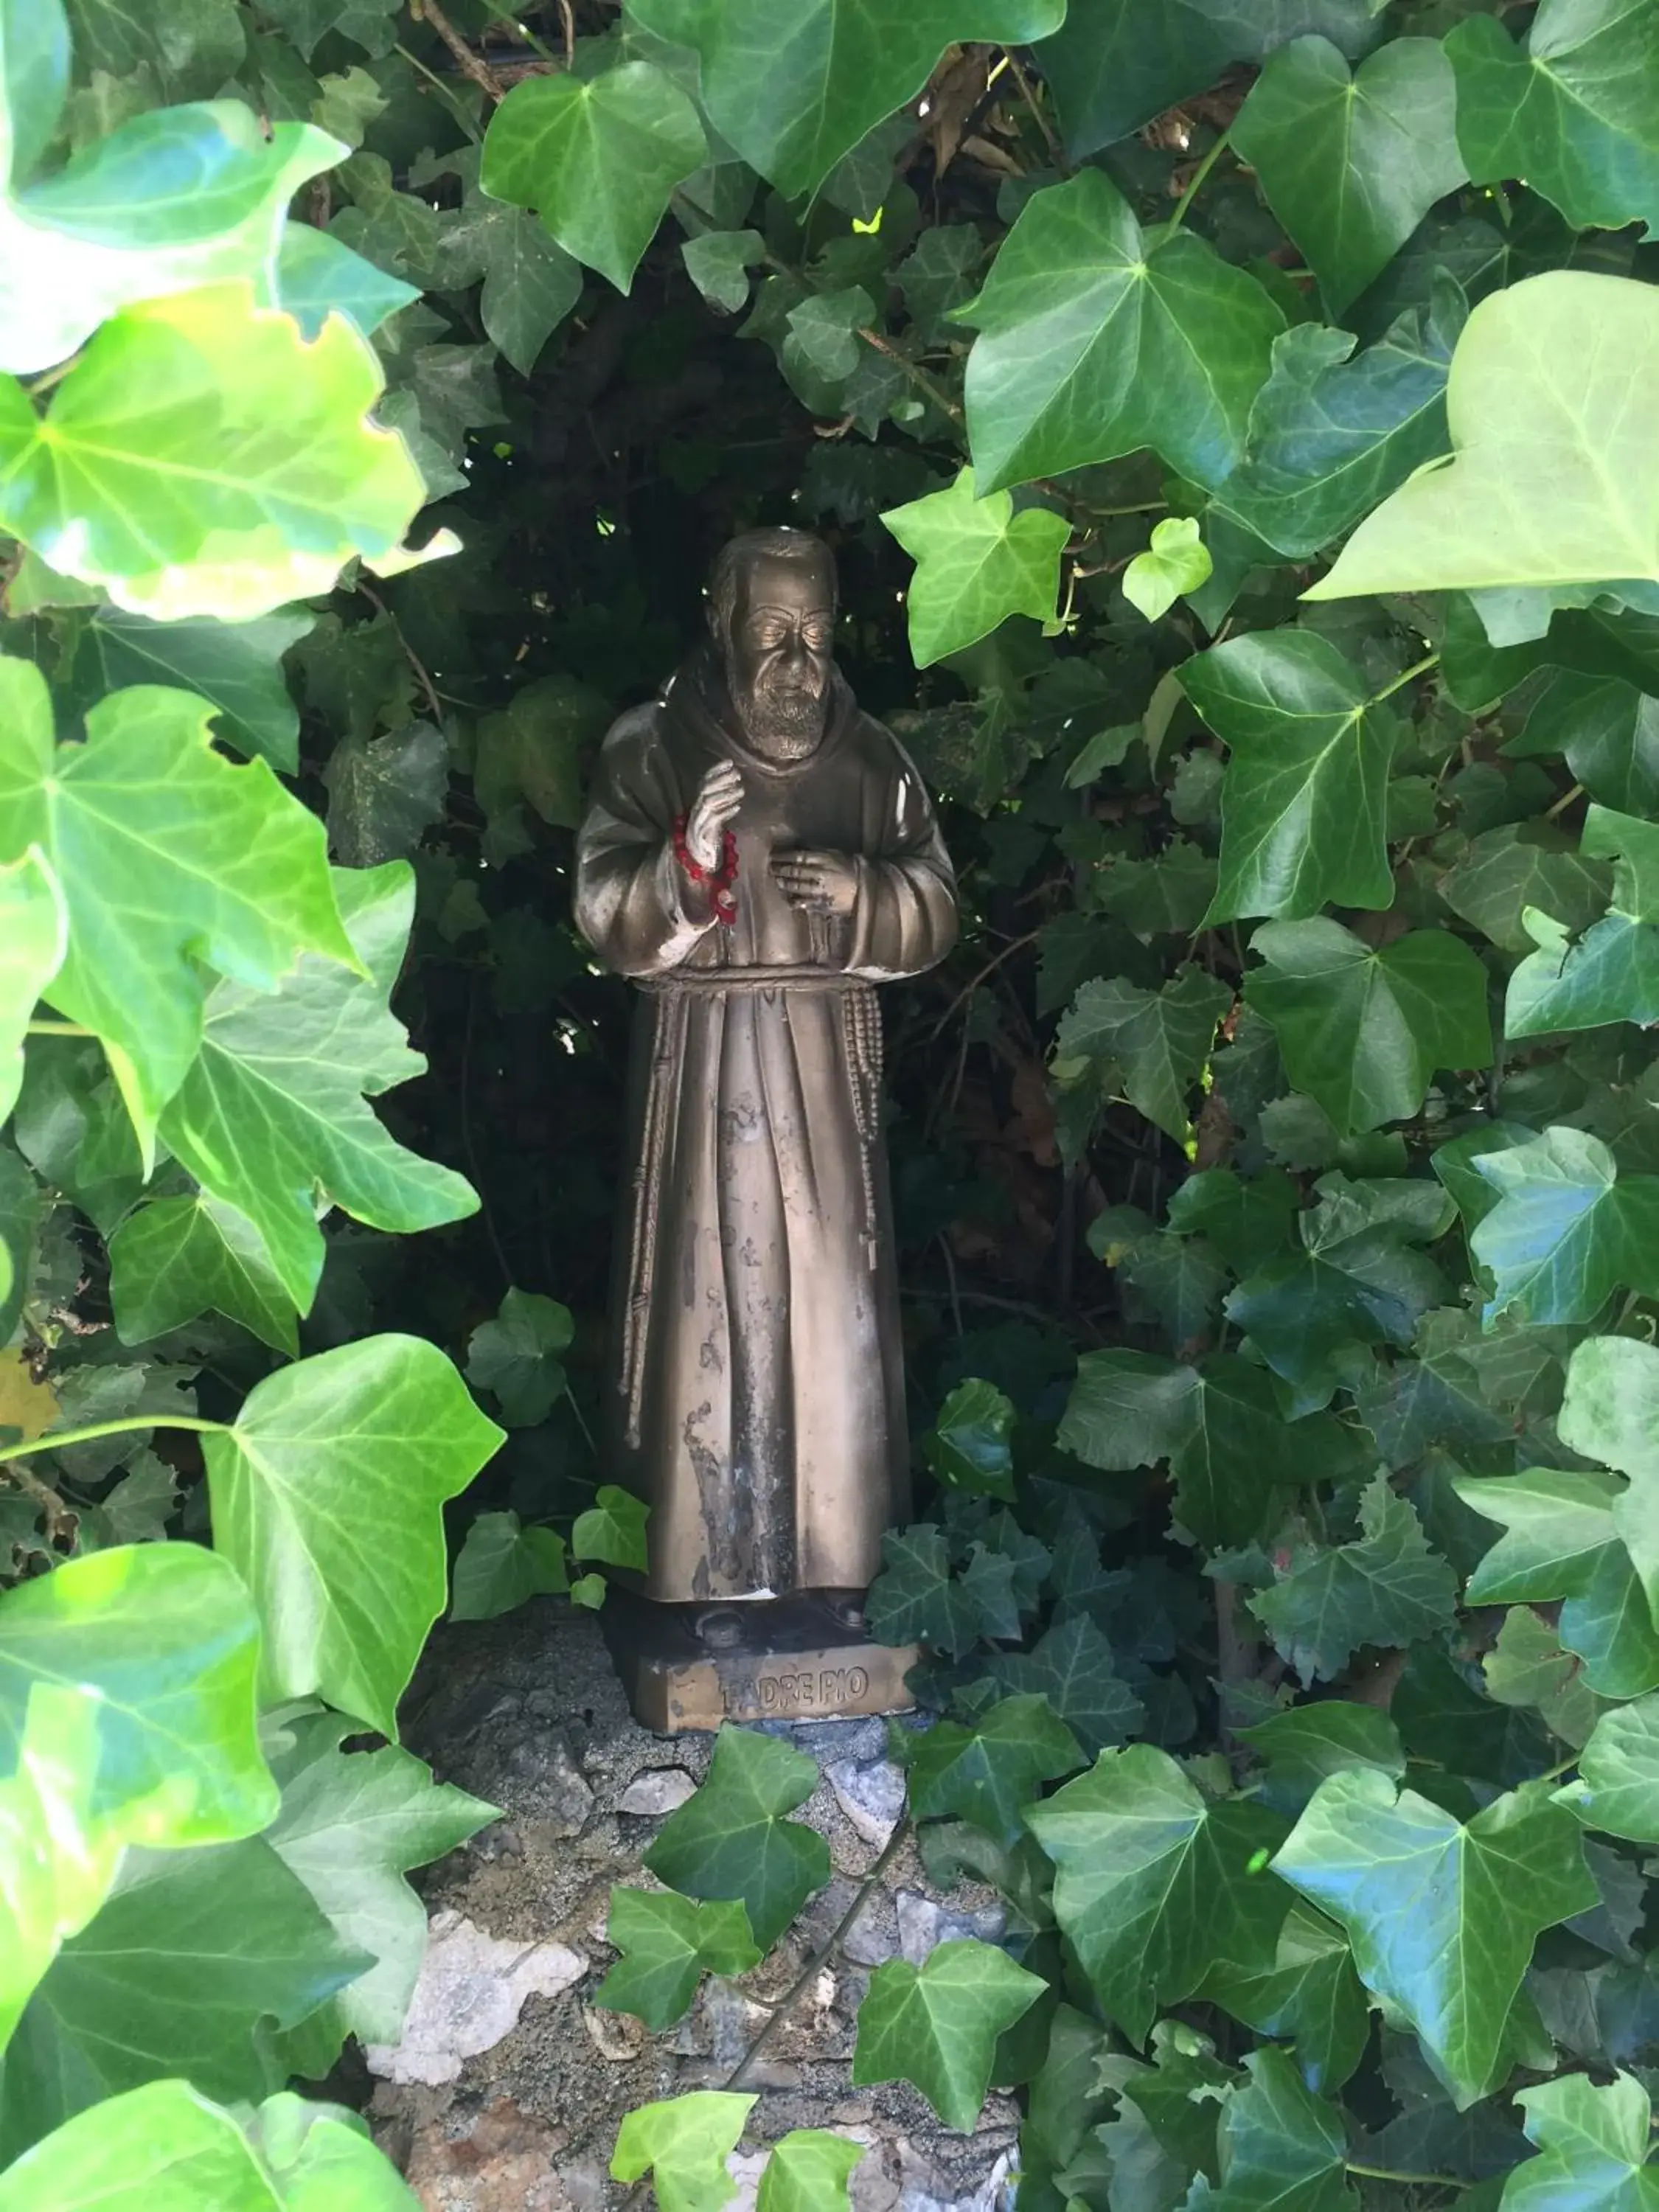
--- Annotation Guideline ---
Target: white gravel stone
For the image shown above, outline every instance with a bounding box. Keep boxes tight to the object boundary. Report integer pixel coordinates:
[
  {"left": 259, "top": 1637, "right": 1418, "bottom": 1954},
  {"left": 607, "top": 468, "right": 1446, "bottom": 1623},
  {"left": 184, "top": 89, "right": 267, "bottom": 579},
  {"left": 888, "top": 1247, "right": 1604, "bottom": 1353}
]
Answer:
[
  {"left": 826, "top": 1756, "right": 907, "bottom": 1846},
  {"left": 615, "top": 1766, "right": 698, "bottom": 1815},
  {"left": 365, "top": 1910, "right": 588, "bottom": 2086}
]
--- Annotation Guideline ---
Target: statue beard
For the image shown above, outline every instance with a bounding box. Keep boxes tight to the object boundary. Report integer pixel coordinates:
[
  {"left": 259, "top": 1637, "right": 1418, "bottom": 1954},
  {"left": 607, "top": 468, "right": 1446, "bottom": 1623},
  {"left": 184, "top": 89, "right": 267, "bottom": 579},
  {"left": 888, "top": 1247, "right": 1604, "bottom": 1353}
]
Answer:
[{"left": 726, "top": 657, "right": 828, "bottom": 761}]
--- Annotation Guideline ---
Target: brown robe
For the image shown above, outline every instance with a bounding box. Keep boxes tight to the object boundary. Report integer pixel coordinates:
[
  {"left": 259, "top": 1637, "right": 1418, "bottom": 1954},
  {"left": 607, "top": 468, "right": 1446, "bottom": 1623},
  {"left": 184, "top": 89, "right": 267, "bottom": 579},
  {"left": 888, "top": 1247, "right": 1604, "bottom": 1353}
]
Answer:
[{"left": 574, "top": 645, "right": 958, "bottom": 1602}]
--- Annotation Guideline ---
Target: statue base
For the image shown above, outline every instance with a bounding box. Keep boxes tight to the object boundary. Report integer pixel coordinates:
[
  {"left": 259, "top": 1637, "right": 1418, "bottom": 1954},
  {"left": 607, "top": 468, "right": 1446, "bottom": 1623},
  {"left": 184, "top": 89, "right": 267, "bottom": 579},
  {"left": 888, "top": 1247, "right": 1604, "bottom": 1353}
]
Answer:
[{"left": 599, "top": 1587, "right": 919, "bottom": 1736}]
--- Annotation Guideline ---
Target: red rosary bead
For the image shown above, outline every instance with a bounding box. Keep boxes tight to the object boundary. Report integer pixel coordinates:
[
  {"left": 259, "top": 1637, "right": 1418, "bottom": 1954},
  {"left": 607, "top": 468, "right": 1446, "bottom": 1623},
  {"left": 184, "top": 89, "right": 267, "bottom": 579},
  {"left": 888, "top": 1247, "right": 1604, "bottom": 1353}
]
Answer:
[{"left": 672, "top": 812, "right": 740, "bottom": 925}]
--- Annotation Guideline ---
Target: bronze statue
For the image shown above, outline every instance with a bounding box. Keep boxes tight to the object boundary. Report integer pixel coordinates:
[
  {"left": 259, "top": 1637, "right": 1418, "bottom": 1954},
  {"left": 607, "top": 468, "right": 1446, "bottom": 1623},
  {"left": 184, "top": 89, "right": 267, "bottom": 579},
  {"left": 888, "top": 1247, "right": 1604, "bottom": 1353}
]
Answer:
[{"left": 574, "top": 526, "right": 958, "bottom": 1730}]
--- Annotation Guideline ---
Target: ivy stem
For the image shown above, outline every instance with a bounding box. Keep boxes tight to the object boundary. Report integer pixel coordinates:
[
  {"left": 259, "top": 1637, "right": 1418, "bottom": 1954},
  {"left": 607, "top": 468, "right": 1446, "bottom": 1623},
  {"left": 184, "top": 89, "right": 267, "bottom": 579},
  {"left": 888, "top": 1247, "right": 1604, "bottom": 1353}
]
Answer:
[
  {"left": 394, "top": 40, "right": 484, "bottom": 140},
  {"left": 1167, "top": 128, "right": 1232, "bottom": 232},
  {"left": 1346, "top": 2165, "right": 1463, "bottom": 2189},
  {"left": 855, "top": 328, "right": 964, "bottom": 424},
  {"left": 479, "top": 0, "right": 561, "bottom": 65},
  {"left": 1544, "top": 779, "right": 1585, "bottom": 821},
  {"left": 1370, "top": 650, "right": 1441, "bottom": 705},
  {"left": 1, "top": 1414, "right": 229, "bottom": 1464},
  {"left": 0, "top": 1459, "right": 76, "bottom": 1541},
  {"left": 411, "top": 0, "right": 506, "bottom": 101},
  {"left": 26, "top": 1020, "right": 92, "bottom": 1037},
  {"left": 1002, "top": 51, "right": 1068, "bottom": 172},
  {"left": 1087, "top": 500, "right": 1169, "bottom": 518}
]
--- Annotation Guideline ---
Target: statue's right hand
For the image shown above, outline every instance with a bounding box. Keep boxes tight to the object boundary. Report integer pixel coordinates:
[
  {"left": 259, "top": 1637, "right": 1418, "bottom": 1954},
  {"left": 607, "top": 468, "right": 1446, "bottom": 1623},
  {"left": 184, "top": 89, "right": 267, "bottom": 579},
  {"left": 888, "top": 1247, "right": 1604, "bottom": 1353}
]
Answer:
[{"left": 684, "top": 759, "right": 743, "bottom": 872}]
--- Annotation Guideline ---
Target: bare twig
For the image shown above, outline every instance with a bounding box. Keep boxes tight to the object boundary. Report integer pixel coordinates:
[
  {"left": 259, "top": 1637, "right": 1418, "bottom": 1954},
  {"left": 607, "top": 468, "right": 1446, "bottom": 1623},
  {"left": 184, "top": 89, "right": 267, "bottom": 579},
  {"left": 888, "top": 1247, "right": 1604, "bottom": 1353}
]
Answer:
[
  {"left": 356, "top": 578, "right": 448, "bottom": 729},
  {"left": 411, "top": 0, "right": 507, "bottom": 101},
  {"left": 1002, "top": 51, "right": 1068, "bottom": 170},
  {"left": 856, "top": 328, "right": 964, "bottom": 424},
  {"left": 0, "top": 1459, "right": 75, "bottom": 1545}
]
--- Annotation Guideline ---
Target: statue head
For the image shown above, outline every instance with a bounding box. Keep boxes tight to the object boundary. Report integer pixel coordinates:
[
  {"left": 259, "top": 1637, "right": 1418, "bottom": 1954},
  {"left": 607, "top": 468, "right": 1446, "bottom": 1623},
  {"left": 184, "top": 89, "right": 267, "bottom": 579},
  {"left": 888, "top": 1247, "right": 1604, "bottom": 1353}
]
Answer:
[{"left": 706, "top": 526, "right": 837, "bottom": 761}]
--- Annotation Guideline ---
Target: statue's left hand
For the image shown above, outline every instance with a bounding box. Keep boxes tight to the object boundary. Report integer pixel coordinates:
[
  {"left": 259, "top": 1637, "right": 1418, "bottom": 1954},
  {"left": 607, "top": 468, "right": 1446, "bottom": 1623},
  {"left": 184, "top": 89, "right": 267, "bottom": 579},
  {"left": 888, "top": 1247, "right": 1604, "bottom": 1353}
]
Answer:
[{"left": 771, "top": 848, "right": 860, "bottom": 919}]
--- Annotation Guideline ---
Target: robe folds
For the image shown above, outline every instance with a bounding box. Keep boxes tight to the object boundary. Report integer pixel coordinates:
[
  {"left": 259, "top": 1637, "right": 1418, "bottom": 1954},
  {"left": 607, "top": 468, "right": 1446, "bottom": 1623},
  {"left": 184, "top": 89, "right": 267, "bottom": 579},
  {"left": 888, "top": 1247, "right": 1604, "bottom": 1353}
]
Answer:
[{"left": 574, "top": 647, "right": 958, "bottom": 1603}]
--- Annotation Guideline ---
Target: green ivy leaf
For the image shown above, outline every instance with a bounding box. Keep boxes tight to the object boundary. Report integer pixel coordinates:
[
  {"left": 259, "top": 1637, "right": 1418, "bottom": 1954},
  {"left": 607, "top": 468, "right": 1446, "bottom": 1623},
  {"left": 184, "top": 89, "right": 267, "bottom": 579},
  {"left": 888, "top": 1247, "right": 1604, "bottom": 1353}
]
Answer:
[
  {"left": 322, "top": 720, "right": 448, "bottom": 867},
  {"left": 961, "top": 169, "right": 1283, "bottom": 495},
  {"left": 1232, "top": 36, "right": 1466, "bottom": 311},
  {"left": 273, "top": 213, "right": 420, "bottom": 340},
  {"left": 0, "top": 279, "right": 432, "bottom": 621},
  {"left": 465, "top": 1287, "right": 573, "bottom": 1427},
  {"left": 573, "top": 1484, "right": 651, "bottom": 1573},
  {"left": 479, "top": 61, "right": 706, "bottom": 294},
  {"left": 1500, "top": 2070, "right": 1659, "bottom": 2209},
  {"left": 627, "top": 0, "right": 1064, "bottom": 198},
  {"left": 611, "top": 2092, "right": 757, "bottom": 2212},
  {"left": 1511, "top": 669, "right": 1659, "bottom": 816},
  {"left": 594, "top": 1888, "right": 761, "bottom": 2031},
  {"left": 1273, "top": 1770, "right": 1596, "bottom": 2107},
  {"left": 1439, "top": 824, "right": 1611, "bottom": 955},
  {"left": 1569, "top": 1694, "right": 1659, "bottom": 1843},
  {"left": 1239, "top": 1703, "right": 1407, "bottom": 1818},
  {"left": 1060, "top": 1349, "right": 1348, "bottom": 1551},
  {"left": 0, "top": 1836, "right": 367, "bottom": 2161},
  {"left": 681, "top": 229, "right": 765, "bottom": 316},
  {"left": 77, "top": 605, "right": 313, "bottom": 773},
  {"left": 867, "top": 1523, "right": 1021, "bottom": 1657},
  {"left": 924, "top": 1377, "right": 1017, "bottom": 1503},
  {"left": 1215, "top": 292, "right": 1461, "bottom": 559},
  {"left": 1025, "top": 1743, "right": 1289, "bottom": 2044},
  {"left": 1310, "top": 274, "right": 1659, "bottom": 603},
  {"left": 984, "top": 1615, "right": 1147, "bottom": 1756},
  {"left": 1181, "top": 631, "right": 1397, "bottom": 922},
  {"left": 264, "top": 1709, "right": 496, "bottom": 2060},
  {"left": 1506, "top": 905, "right": 1659, "bottom": 1039},
  {"left": 159, "top": 862, "right": 479, "bottom": 1313},
  {"left": 1484, "top": 1603, "right": 1604, "bottom": 1750},
  {"left": 908, "top": 1693, "right": 1083, "bottom": 1847},
  {"left": 1189, "top": 2044, "right": 1355, "bottom": 2210},
  {"left": 449, "top": 1510, "right": 568, "bottom": 1621},
  {"left": 881, "top": 468, "right": 1069, "bottom": 668},
  {"left": 108, "top": 1192, "right": 299, "bottom": 1355},
  {"left": 1246, "top": 917, "right": 1492, "bottom": 1134},
  {"left": 0, "top": 96, "right": 339, "bottom": 376},
  {"left": 1448, "top": 1, "right": 1659, "bottom": 240},
  {"left": 644, "top": 1725, "right": 830, "bottom": 1950},
  {"left": 1557, "top": 1333, "right": 1659, "bottom": 1640},
  {"left": 852, "top": 1937, "right": 1046, "bottom": 2132},
  {"left": 1248, "top": 1472, "right": 1459, "bottom": 1683},
  {"left": 256, "top": 0, "right": 400, "bottom": 62},
  {"left": 0, "top": 662, "right": 354, "bottom": 1161},
  {"left": 1470, "top": 1127, "right": 1659, "bottom": 1326},
  {"left": 203, "top": 1335, "right": 504, "bottom": 1737},
  {"left": 1056, "top": 966, "right": 1232, "bottom": 1143},
  {"left": 0, "top": 849, "right": 64, "bottom": 1127},
  {"left": 1199, "top": 1902, "right": 1371, "bottom": 2098},
  {"left": 757, "top": 2132, "right": 864, "bottom": 2212},
  {"left": 1123, "top": 517, "right": 1213, "bottom": 623}
]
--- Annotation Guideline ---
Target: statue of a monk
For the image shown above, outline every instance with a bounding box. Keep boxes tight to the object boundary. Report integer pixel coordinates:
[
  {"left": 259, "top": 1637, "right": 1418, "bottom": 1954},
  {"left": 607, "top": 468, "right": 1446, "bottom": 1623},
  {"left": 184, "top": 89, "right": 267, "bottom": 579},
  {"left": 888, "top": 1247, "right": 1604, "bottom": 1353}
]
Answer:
[{"left": 574, "top": 526, "right": 958, "bottom": 1632}]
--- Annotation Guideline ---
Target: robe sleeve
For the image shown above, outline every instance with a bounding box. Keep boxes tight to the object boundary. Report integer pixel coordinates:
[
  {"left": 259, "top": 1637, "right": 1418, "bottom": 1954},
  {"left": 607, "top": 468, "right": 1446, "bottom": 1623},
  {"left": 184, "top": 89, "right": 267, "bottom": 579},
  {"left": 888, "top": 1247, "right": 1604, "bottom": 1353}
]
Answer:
[
  {"left": 573, "top": 709, "right": 722, "bottom": 976},
  {"left": 844, "top": 735, "right": 959, "bottom": 981}
]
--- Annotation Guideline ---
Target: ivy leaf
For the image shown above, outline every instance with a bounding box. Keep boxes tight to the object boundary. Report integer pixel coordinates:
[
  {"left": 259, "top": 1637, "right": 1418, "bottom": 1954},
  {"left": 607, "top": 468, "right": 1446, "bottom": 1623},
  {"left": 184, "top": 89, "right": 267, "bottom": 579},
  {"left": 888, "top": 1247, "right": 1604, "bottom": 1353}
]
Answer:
[
  {"left": 595, "top": 1889, "right": 761, "bottom": 2031},
  {"left": 1447, "top": 2, "right": 1659, "bottom": 240},
  {"left": 323, "top": 719, "right": 448, "bottom": 866},
  {"left": 757, "top": 2132, "right": 864, "bottom": 2212},
  {"left": 1248, "top": 1472, "right": 1459, "bottom": 1683},
  {"left": 465, "top": 1288, "right": 573, "bottom": 1427},
  {"left": 908, "top": 1694, "right": 1083, "bottom": 1847},
  {"left": 0, "top": 279, "right": 434, "bottom": 622},
  {"left": 1189, "top": 2045, "right": 1356, "bottom": 2211},
  {"left": 611, "top": 2094, "right": 757, "bottom": 2212},
  {"left": 203, "top": 1335, "right": 504, "bottom": 1737},
  {"left": 1484, "top": 1604, "right": 1604, "bottom": 1750},
  {"left": 0, "top": 2079, "right": 322, "bottom": 2212},
  {"left": 852, "top": 1938, "right": 1046, "bottom": 2132},
  {"left": 159, "top": 862, "right": 479, "bottom": 1314},
  {"left": 1439, "top": 824, "right": 1611, "bottom": 954},
  {"left": 1232, "top": 36, "right": 1466, "bottom": 312},
  {"left": 108, "top": 1192, "right": 299, "bottom": 1356},
  {"left": 273, "top": 213, "right": 420, "bottom": 340},
  {"left": 77, "top": 605, "right": 313, "bottom": 773},
  {"left": 627, "top": 0, "right": 1064, "bottom": 198},
  {"left": 1199, "top": 1902, "right": 1371, "bottom": 2098},
  {"left": 867, "top": 1523, "right": 1021, "bottom": 1657},
  {"left": 1024, "top": 1743, "right": 1289, "bottom": 2044},
  {"left": 449, "top": 1510, "right": 568, "bottom": 1622},
  {"left": 1500, "top": 2071, "right": 1659, "bottom": 2210},
  {"left": 1239, "top": 1703, "right": 1407, "bottom": 1818},
  {"left": 1273, "top": 1770, "right": 1598, "bottom": 2107},
  {"left": 1557, "top": 1333, "right": 1659, "bottom": 1638},
  {"left": 644, "top": 1725, "right": 830, "bottom": 1950},
  {"left": 881, "top": 468, "right": 1069, "bottom": 668},
  {"left": 1215, "top": 293, "right": 1461, "bottom": 559},
  {"left": 1123, "top": 518, "right": 1213, "bottom": 624},
  {"left": 1181, "top": 631, "right": 1397, "bottom": 922},
  {"left": 0, "top": 849, "right": 64, "bottom": 1127},
  {"left": 1060, "top": 964, "right": 1231, "bottom": 1145},
  {"left": 0, "top": 1836, "right": 367, "bottom": 2161},
  {"left": 573, "top": 1484, "right": 651, "bottom": 1573},
  {"left": 983, "top": 1614, "right": 1147, "bottom": 1756},
  {"left": 255, "top": 0, "right": 400, "bottom": 60},
  {"left": 1310, "top": 274, "right": 1659, "bottom": 603},
  {"left": 0, "top": 663, "right": 354, "bottom": 1162},
  {"left": 1060, "top": 1348, "right": 1351, "bottom": 1551},
  {"left": 1511, "top": 670, "right": 1659, "bottom": 816},
  {"left": 479, "top": 62, "right": 705, "bottom": 294},
  {"left": 1246, "top": 917, "right": 1492, "bottom": 1134},
  {"left": 924, "top": 1378, "right": 1016, "bottom": 1503},
  {"left": 265, "top": 1708, "right": 496, "bottom": 2055},
  {"left": 681, "top": 230, "right": 765, "bottom": 316},
  {"left": 1569, "top": 1694, "right": 1659, "bottom": 1843},
  {"left": 1505, "top": 905, "right": 1659, "bottom": 1039},
  {"left": 961, "top": 169, "right": 1283, "bottom": 495},
  {"left": 0, "top": 98, "right": 340, "bottom": 377},
  {"left": 1469, "top": 1127, "right": 1659, "bottom": 1326}
]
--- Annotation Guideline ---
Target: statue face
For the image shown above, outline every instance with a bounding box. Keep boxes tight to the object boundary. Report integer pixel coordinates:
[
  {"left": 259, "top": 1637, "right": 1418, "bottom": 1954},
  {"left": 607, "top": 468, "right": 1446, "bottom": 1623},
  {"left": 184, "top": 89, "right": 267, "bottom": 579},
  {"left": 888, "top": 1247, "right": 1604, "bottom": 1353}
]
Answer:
[{"left": 719, "top": 550, "right": 835, "bottom": 758}]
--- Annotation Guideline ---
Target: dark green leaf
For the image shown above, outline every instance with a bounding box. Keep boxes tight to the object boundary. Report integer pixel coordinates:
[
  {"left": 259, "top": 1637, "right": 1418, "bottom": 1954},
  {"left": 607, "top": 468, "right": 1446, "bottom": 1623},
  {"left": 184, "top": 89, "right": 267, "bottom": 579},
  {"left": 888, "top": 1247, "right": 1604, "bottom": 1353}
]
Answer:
[
  {"left": 1239, "top": 1702, "right": 1406, "bottom": 1817},
  {"left": 465, "top": 1288, "right": 573, "bottom": 1427},
  {"left": 1056, "top": 966, "right": 1232, "bottom": 1143},
  {"left": 1248, "top": 1472, "right": 1458, "bottom": 1683},
  {"left": 852, "top": 1938, "right": 1046, "bottom": 2132},
  {"left": 594, "top": 1889, "right": 760, "bottom": 2031},
  {"left": 77, "top": 605, "right": 312, "bottom": 773},
  {"left": 449, "top": 1510, "right": 568, "bottom": 1621},
  {"left": 1570, "top": 1694, "right": 1659, "bottom": 1843},
  {"left": 1469, "top": 1127, "right": 1659, "bottom": 1326},
  {"left": 108, "top": 1192, "right": 299, "bottom": 1355},
  {"left": 572, "top": 1485, "right": 651, "bottom": 1573},
  {"left": 1501, "top": 2070, "right": 1659, "bottom": 2210},
  {"left": 984, "top": 1615, "right": 1147, "bottom": 1756},
  {"left": 1440, "top": 824, "right": 1611, "bottom": 955},
  {"left": 908, "top": 1694, "right": 1083, "bottom": 1846},
  {"left": 645, "top": 1725, "right": 830, "bottom": 1950},
  {"left": 925, "top": 1378, "right": 1017, "bottom": 1503},
  {"left": 1200, "top": 1903, "right": 1371, "bottom": 2098},
  {"left": 1189, "top": 2044, "right": 1356, "bottom": 2209},
  {"left": 323, "top": 720, "right": 448, "bottom": 866}
]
